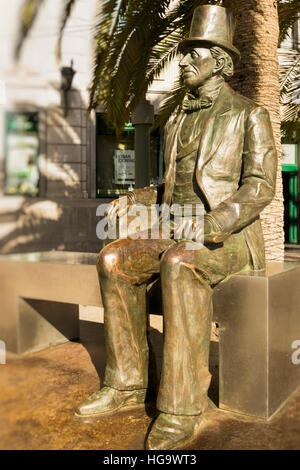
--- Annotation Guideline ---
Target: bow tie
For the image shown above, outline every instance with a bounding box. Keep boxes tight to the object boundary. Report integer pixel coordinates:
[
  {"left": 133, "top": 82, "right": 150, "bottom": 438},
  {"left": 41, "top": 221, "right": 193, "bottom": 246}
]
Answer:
[{"left": 182, "top": 95, "right": 213, "bottom": 113}]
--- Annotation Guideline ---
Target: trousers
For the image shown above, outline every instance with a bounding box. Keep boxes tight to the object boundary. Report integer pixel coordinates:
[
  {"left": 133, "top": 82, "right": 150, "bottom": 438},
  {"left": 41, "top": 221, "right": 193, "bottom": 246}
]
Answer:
[{"left": 96, "top": 229, "right": 251, "bottom": 415}]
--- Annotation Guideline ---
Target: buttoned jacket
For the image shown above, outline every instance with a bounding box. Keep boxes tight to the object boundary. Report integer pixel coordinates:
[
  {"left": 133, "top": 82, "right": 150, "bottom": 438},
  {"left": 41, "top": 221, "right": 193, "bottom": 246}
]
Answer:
[{"left": 131, "top": 83, "right": 277, "bottom": 269}]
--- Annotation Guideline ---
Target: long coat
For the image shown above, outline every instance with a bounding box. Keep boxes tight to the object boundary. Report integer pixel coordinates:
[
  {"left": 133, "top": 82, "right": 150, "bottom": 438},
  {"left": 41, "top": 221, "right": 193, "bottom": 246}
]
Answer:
[{"left": 130, "top": 83, "right": 277, "bottom": 270}]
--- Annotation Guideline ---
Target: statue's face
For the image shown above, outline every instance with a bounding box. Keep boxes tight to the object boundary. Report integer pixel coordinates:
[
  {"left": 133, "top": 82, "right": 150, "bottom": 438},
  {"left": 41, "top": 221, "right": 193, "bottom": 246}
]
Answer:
[{"left": 179, "top": 46, "right": 216, "bottom": 90}]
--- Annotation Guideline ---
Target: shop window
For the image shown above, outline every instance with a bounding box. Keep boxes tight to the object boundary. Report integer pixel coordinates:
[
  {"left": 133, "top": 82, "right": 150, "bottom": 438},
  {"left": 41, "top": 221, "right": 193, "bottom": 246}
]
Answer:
[
  {"left": 282, "top": 143, "right": 298, "bottom": 244},
  {"left": 96, "top": 113, "right": 162, "bottom": 197},
  {"left": 280, "top": 16, "right": 299, "bottom": 50},
  {"left": 5, "top": 112, "right": 39, "bottom": 196}
]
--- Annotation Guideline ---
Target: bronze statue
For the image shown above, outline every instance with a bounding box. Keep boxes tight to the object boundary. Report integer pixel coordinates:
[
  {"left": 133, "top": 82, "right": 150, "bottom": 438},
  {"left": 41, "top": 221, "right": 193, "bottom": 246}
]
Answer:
[{"left": 76, "top": 5, "right": 277, "bottom": 450}]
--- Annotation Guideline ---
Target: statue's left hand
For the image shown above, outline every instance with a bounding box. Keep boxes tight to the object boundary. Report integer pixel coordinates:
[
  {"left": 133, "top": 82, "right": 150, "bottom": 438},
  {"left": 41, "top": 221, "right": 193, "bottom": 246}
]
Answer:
[
  {"left": 173, "top": 218, "right": 204, "bottom": 242},
  {"left": 173, "top": 216, "right": 229, "bottom": 243},
  {"left": 203, "top": 215, "right": 230, "bottom": 244}
]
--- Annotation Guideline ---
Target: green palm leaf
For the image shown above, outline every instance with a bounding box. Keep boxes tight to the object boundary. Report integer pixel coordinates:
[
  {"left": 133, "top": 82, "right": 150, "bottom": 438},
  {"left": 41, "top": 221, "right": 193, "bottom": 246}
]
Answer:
[{"left": 281, "top": 120, "right": 300, "bottom": 142}]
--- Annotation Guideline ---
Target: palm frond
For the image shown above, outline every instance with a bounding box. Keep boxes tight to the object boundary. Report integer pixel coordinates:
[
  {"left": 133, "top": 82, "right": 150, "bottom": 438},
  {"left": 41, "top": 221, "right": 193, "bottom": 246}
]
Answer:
[
  {"left": 105, "top": 27, "right": 147, "bottom": 133},
  {"left": 90, "top": 0, "right": 175, "bottom": 131},
  {"left": 90, "top": 0, "right": 216, "bottom": 132},
  {"left": 278, "top": 47, "right": 300, "bottom": 121},
  {"left": 56, "top": 0, "right": 77, "bottom": 60},
  {"left": 15, "top": 0, "right": 45, "bottom": 59},
  {"left": 88, "top": 0, "right": 130, "bottom": 110},
  {"left": 146, "top": 30, "right": 182, "bottom": 83}
]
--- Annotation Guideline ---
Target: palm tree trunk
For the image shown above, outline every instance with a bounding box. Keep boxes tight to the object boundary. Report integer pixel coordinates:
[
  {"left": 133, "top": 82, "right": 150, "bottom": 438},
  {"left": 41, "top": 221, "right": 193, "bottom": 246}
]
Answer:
[{"left": 224, "top": 0, "right": 284, "bottom": 261}]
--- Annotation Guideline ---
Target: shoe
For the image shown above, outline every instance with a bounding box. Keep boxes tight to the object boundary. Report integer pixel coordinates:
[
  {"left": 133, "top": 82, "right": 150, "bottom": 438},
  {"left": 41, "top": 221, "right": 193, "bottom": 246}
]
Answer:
[
  {"left": 145, "top": 412, "right": 203, "bottom": 450},
  {"left": 75, "top": 386, "right": 148, "bottom": 417}
]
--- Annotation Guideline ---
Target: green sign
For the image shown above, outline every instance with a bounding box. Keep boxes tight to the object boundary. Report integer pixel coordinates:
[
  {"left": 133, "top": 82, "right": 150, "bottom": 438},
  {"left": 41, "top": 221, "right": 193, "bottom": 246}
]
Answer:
[
  {"left": 124, "top": 122, "right": 134, "bottom": 131},
  {"left": 5, "top": 112, "right": 39, "bottom": 196}
]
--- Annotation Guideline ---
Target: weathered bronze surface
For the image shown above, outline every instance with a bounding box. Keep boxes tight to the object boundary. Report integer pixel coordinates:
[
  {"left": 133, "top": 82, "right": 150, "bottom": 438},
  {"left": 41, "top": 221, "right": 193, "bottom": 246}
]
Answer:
[{"left": 77, "top": 5, "right": 277, "bottom": 450}]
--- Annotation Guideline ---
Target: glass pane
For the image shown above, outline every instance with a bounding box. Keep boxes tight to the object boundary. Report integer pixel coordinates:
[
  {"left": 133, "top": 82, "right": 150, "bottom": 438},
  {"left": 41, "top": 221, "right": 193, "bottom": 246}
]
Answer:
[
  {"left": 96, "top": 114, "right": 161, "bottom": 197},
  {"left": 5, "top": 112, "right": 39, "bottom": 196}
]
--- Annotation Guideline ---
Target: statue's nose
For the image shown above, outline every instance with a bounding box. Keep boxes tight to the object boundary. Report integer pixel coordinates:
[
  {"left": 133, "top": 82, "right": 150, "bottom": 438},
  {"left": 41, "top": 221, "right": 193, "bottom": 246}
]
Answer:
[{"left": 179, "top": 55, "right": 189, "bottom": 68}]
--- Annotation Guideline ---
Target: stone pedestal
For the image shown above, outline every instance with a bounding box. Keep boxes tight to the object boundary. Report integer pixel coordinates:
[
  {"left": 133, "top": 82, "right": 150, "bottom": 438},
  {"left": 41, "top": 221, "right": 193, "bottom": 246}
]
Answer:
[
  {"left": 214, "top": 262, "right": 300, "bottom": 419},
  {"left": 0, "top": 252, "right": 100, "bottom": 355}
]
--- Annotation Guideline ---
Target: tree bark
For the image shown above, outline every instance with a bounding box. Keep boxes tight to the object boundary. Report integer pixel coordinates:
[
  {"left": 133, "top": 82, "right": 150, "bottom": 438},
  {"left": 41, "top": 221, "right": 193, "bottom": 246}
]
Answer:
[{"left": 224, "top": 0, "right": 284, "bottom": 261}]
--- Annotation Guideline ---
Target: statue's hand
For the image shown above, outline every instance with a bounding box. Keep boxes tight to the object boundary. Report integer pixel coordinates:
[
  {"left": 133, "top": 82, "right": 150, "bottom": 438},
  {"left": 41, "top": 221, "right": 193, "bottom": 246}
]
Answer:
[
  {"left": 203, "top": 215, "right": 229, "bottom": 244},
  {"left": 105, "top": 195, "right": 133, "bottom": 226},
  {"left": 173, "top": 219, "right": 204, "bottom": 242},
  {"left": 173, "top": 216, "right": 229, "bottom": 244}
]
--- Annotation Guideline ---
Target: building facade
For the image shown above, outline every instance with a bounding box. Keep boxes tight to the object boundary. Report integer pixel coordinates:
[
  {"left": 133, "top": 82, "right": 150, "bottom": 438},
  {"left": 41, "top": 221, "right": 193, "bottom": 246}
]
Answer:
[{"left": 0, "top": 0, "right": 176, "bottom": 254}]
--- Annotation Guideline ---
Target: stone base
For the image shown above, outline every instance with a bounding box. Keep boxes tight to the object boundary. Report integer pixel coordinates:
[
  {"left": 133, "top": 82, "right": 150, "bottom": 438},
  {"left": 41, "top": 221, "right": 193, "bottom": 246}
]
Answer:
[
  {"left": 214, "top": 262, "right": 300, "bottom": 419},
  {"left": 18, "top": 298, "right": 79, "bottom": 355},
  {"left": 0, "top": 251, "right": 100, "bottom": 355}
]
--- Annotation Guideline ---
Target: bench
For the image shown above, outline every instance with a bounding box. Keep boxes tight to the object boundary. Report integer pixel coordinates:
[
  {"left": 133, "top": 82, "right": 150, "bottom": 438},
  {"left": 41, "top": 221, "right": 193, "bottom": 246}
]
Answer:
[
  {"left": 0, "top": 251, "right": 299, "bottom": 420},
  {"left": 0, "top": 252, "right": 100, "bottom": 354}
]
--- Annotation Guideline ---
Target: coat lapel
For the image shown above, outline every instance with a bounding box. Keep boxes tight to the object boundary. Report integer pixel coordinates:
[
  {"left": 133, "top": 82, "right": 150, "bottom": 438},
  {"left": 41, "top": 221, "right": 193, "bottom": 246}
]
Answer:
[{"left": 195, "top": 84, "right": 233, "bottom": 206}]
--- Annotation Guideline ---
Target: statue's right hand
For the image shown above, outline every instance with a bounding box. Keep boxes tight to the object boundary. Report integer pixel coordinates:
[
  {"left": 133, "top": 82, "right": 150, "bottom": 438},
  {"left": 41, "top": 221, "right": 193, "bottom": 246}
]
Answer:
[{"left": 105, "top": 196, "right": 133, "bottom": 226}]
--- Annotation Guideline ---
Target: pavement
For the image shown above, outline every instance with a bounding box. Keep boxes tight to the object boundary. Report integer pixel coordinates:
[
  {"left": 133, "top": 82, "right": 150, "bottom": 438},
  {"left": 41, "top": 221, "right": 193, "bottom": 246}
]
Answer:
[{"left": 0, "top": 319, "right": 299, "bottom": 450}]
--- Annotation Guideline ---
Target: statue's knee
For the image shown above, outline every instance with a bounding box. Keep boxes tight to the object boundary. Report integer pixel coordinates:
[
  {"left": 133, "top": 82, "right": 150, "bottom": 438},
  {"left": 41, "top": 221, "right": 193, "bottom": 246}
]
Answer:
[
  {"left": 97, "top": 245, "right": 120, "bottom": 279},
  {"left": 160, "top": 247, "right": 210, "bottom": 285},
  {"left": 160, "top": 249, "right": 183, "bottom": 281}
]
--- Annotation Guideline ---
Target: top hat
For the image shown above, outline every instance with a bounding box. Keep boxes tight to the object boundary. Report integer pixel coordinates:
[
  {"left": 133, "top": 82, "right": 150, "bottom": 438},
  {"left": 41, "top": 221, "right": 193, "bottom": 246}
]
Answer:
[{"left": 178, "top": 5, "right": 240, "bottom": 63}]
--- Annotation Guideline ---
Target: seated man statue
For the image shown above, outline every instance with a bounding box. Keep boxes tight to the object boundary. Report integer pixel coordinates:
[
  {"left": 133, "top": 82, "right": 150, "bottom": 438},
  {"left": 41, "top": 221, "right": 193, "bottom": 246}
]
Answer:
[{"left": 76, "top": 5, "right": 277, "bottom": 450}]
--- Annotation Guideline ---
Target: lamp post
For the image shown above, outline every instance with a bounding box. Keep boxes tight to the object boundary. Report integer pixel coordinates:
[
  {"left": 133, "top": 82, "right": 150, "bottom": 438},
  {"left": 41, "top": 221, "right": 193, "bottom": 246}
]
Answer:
[{"left": 60, "top": 60, "right": 76, "bottom": 117}]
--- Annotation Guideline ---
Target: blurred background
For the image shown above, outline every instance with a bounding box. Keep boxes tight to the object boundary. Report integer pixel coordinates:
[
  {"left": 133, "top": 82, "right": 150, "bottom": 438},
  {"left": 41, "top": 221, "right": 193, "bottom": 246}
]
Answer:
[{"left": 0, "top": 0, "right": 179, "bottom": 255}]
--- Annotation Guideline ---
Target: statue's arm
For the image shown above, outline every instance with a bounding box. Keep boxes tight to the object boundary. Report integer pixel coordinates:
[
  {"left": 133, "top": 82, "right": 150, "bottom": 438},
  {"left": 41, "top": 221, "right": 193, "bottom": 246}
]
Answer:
[{"left": 204, "top": 106, "right": 277, "bottom": 243}]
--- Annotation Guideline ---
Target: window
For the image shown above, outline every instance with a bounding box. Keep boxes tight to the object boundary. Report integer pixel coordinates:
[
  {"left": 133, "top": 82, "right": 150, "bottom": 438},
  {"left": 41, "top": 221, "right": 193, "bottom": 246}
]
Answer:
[
  {"left": 5, "top": 112, "right": 39, "bottom": 196},
  {"left": 280, "top": 16, "right": 300, "bottom": 50},
  {"left": 96, "top": 113, "right": 162, "bottom": 197}
]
